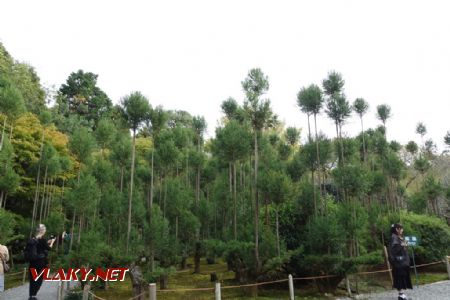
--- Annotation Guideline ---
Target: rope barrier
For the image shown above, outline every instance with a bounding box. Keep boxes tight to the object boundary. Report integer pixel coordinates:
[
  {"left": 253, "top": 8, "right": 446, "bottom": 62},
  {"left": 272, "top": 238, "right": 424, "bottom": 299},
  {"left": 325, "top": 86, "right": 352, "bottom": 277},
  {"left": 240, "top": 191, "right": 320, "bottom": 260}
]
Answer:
[
  {"left": 413, "top": 261, "right": 444, "bottom": 268},
  {"left": 293, "top": 274, "right": 340, "bottom": 280},
  {"left": 354, "top": 269, "right": 391, "bottom": 275},
  {"left": 89, "top": 291, "right": 108, "bottom": 300},
  {"left": 221, "top": 278, "right": 289, "bottom": 289},
  {"left": 156, "top": 259, "right": 447, "bottom": 293},
  {"left": 5, "top": 270, "right": 25, "bottom": 277},
  {"left": 127, "top": 291, "right": 148, "bottom": 300},
  {"left": 158, "top": 286, "right": 215, "bottom": 292},
  {"left": 57, "top": 255, "right": 450, "bottom": 299}
]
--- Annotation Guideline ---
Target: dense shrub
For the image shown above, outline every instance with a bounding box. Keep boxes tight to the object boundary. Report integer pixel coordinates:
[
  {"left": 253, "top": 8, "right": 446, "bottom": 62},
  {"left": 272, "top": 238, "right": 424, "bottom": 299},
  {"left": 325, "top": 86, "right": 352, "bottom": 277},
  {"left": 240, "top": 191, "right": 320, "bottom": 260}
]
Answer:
[{"left": 399, "top": 213, "right": 450, "bottom": 262}]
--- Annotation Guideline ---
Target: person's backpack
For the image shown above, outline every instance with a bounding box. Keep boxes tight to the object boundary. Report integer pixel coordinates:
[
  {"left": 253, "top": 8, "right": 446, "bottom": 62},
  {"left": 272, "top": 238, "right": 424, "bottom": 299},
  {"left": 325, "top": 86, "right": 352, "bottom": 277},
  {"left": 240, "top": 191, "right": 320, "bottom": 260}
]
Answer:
[{"left": 24, "top": 238, "right": 38, "bottom": 262}]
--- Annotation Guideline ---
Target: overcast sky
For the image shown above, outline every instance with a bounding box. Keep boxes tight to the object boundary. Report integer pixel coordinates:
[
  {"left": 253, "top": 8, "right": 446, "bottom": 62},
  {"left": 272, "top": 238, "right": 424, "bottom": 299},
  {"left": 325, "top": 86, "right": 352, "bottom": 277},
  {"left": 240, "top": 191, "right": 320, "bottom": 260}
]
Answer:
[{"left": 1, "top": 0, "right": 449, "bottom": 150}]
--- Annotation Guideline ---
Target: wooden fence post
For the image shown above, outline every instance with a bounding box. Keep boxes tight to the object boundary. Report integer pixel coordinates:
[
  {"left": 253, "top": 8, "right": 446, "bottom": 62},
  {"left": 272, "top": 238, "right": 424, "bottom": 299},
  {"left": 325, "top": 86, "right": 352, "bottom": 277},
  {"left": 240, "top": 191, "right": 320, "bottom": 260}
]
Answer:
[
  {"left": 446, "top": 256, "right": 450, "bottom": 280},
  {"left": 384, "top": 246, "right": 393, "bottom": 286},
  {"left": 57, "top": 281, "right": 62, "bottom": 300},
  {"left": 288, "top": 274, "right": 295, "bottom": 300},
  {"left": 149, "top": 283, "right": 156, "bottom": 300},
  {"left": 22, "top": 267, "right": 27, "bottom": 284},
  {"left": 60, "top": 279, "right": 66, "bottom": 300},
  {"left": 215, "top": 282, "right": 221, "bottom": 300},
  {"left": 82, "top": 283, "right": 90, "bottom": 300}
]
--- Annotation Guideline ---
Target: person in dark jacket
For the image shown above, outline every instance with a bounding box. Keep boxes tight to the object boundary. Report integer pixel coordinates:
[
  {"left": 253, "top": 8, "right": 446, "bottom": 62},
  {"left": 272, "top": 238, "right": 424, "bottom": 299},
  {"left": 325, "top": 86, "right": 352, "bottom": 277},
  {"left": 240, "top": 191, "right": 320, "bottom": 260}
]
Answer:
[
  {"left": 26, "top": 224, "right": 55, "bottom": 300},
  {"left": 389, "top": 223, "right": 412, "bottom": 300}
]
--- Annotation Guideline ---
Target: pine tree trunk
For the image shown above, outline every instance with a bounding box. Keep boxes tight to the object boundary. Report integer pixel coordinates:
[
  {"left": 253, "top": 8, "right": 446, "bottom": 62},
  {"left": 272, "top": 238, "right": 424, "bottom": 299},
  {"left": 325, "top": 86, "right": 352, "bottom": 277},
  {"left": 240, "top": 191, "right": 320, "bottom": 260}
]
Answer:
[
  {"left": 233, "top": 162, "right": 237, "bottom": 240},
  {"left": 120, "top": 166, "right": 124, "bottom": 193},
  {"left": 163, "top": 175, "right": 167, "bottom": 219},
  {"left": 186, "top": 154, "right": 189, "bottom": 187},
  {"left": 126, "top": 130, "right": 137, "bottom": 254},
  {"left": 39, "top": 166, "right": 48, "bottom": 224},
  {"left": 175, "top": 215, "right": 178, "bottom": 240},
  {"left": 46, "top": 178, "right": 54, "bottom": 219},
  {"left": 360, "top": 116, "right": 366, "bottom": 163},
  {"left": 196, "top": 166, "right": 200, "bottom": 207},
  {"left": 0, "top": 117, "right": 6, "bottom": 151},
  {"left": 2, "top": 193, "right": 7, "bottom": 208},
  {"left": 9, "top": 124, "right": 13, "bottom": 141},
  {"left": 149, "top": 150, "right": 155, "bottom": 271},
  {"left": 265, "top": 195, "right": 269, "bottom": 226},
  {"left": 254, "top": 132, "right": 260, "bottom": 272},
  {"left": 77, "top": 214, "right": 82, "bottom": 245},
  {"left": 314, "top": 113, "right": 322, "bottom": 199},
  {"left": 69, "top": 211, "right": 76, "bottom": 252},
  {"left": 276, "top": 207, "right": 280, "bottom": 257},
  {"left": 339, "top": 123, "right": 345, "bottom": 165},
  {"left": 229, "top": 163, "right": 232, "bottom": 194},
  {"left": 149, "top": 150, "right": 154, "bottom": 223},
  {"left": 308, "top": 116, "right": 317, "bottom": 216}
]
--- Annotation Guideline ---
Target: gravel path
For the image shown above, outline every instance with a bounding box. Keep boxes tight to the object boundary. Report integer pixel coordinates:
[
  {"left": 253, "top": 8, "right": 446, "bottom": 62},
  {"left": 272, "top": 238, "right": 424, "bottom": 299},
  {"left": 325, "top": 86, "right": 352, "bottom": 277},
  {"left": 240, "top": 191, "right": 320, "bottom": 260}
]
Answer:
[
  {"left": 336, "top": 280, "right": 450, "bottom": 300},
  {"left": 0, "top": 280, "right": 78, "bottom": 300}
]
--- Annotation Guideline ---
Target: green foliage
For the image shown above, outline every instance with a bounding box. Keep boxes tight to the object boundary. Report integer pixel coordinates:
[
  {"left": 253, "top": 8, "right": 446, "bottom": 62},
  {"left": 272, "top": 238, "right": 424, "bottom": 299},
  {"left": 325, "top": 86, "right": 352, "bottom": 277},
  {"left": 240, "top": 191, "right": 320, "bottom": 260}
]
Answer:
[
  {"left": 383, "top": 152, "right": 405, "bottom": 181},
  {"left": 304, "top": 213, "right": 346, "bottom": 255},
  {"left": 399, "top": 212, "right": 450, "bottom": 262},
  {"left": 408, "top": 192, "right": 427, "bottom": 214},
  {"left": 121, "top": 91, "right": 151, "bottom": 132},
  {"left": 203, "top": 239, "right": 226, "bottom": 264},
  {"left": 406, "top": 140, "right": 418, "bottom": 155},
  {"left": 69, "top": 127, "right": 96, "bottom": 165},
  {"left": 285, "top": 127, "right": 300, "bottom": 146},
  {"left": 322, "top": 71, "right": 345, "bottom": 95},
  {"left": 0, "top": 136, "right": 20, "bottom": 195},
  {"left": 376, "top": 104, "right": 391, "bottom": 126},
  {"left": 66, "top": 172, "right": 100, "bottom": 215},
  {"left": 416, "top": 122, "right": 427, "bottom": 137},
  {"left": 242, "top": 68, "right": 277, "bottom": 132},
  {"left": 95, "top": 118, "right": 116, "bottom": 151},
  {"left": 59, "top": 70, "right": 112, "bottom": 126},
  {"left": 259, "top": 170, "right": 293, "bottom": 206},
  {"left": 297, "top": 84, "right": 323, "bottom": 116},
  {"left": 213, "top": 120, "right": 251, "bottom": 163},
  {"left": 332, "top": 164, "right": 370, "bottom": 197},
  {"left": 221, "top": 97, "right": 239, "bottom": 120},
  {"left": 325, "top": 93, "right": 351, "bottom": 128},
  {"left": 0, "top": 208, "right": 17, "bottom": 244},
  {"left": 414, "top": 155, "right": 430, "bottom": 174},
  {"left": 223, "top": 240, "right": 255, "bottom": 281},
  {"left": 444, "top": 131, "right": 450, "bottom": 148},
  {"left": 0, "top": 76, "right": 26, "bottom": 119},
  {"left": 10, "top": 63, "right": 46, "bottom": 114},
  {"left": 150, "top": 206, "right": 179, "bottom": 268},
  {"left": 353, "top": 98, "right": 369, "bottom": 117}
]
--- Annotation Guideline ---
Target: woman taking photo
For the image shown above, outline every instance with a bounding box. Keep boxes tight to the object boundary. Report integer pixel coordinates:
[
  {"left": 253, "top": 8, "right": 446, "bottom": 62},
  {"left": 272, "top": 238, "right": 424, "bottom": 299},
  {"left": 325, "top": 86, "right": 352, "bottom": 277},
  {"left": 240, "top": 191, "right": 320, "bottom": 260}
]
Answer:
[{"left": 389, "top": 223, "right": 412, "bottom": 300}]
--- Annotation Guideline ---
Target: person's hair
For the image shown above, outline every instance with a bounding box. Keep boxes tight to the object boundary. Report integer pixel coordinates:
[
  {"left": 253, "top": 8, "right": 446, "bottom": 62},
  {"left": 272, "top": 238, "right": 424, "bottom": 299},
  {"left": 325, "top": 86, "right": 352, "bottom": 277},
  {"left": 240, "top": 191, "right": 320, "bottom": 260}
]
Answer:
[
  {"left": 390, "top": 223, "right": 403, "bottom": 235},
  {"left": 35, "top": 224, "right": 46, "bottom": 236}
]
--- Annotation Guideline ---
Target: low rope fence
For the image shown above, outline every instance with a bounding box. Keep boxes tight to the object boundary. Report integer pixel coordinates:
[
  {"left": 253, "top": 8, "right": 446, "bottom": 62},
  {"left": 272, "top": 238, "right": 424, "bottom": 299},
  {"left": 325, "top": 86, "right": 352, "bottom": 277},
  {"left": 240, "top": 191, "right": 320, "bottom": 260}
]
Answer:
[
  {"left": 4, "top": 270, "right": 24, "bottom": 277},
  {"left": 127, "top": 291, "right": 148, "bottom": 300},
  {"left": 89, "top": 290, "right": 108, "bottom": 300},
  {"left": 82, "top": 256, "right": 450, "bottom": 300}
]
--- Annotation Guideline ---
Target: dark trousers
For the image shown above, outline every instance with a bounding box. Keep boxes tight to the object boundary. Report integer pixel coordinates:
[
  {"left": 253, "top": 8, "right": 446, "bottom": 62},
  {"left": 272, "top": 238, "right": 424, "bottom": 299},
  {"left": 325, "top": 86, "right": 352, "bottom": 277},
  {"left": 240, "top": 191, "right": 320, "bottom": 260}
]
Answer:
[{"left": 29, "top": 265, "right": 45, "bottom": 297}]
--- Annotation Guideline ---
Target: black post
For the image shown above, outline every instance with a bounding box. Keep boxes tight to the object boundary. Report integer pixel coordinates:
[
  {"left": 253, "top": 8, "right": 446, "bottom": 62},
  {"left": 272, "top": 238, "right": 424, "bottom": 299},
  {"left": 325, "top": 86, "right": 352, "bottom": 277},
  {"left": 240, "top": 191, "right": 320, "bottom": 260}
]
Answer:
[{"left": 411, "top": 247, "right": 419, "bottom": 287}]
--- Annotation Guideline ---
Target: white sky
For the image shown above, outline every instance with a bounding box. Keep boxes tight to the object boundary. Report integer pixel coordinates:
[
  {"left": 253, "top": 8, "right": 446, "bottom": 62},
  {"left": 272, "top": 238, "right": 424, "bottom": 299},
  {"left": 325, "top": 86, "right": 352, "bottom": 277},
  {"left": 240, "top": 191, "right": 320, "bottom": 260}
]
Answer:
[{"left": 1, "top": 0, "right": 449, "bottom": 151}]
